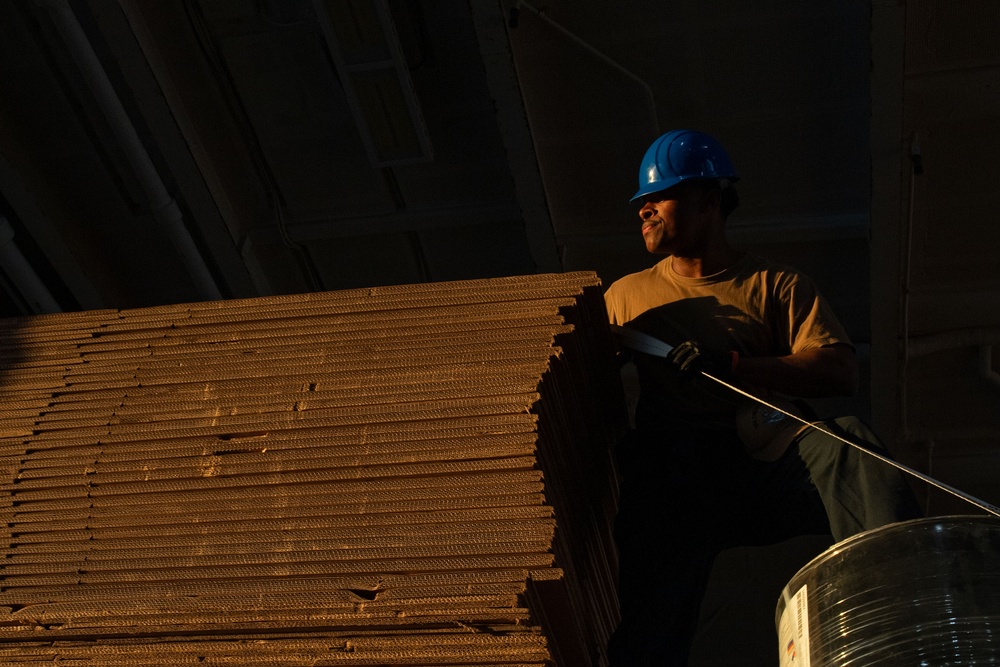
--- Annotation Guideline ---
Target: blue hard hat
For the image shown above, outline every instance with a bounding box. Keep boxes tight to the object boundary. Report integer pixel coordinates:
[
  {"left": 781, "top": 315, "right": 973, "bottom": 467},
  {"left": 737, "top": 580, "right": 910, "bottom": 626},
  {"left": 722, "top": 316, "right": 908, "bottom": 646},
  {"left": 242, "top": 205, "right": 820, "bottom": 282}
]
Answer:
[{"left": 630, "top": 129, "right": 739, "bottom": 202}]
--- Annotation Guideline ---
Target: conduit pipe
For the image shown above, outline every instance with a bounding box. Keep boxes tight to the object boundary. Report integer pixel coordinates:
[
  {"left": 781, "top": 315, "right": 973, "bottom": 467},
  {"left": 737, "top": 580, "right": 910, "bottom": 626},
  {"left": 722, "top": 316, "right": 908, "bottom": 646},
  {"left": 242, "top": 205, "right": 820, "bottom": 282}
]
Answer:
[
  {"left": 981, "top": 345, "right": 1000, "bottom": 390},
  {"left": 34, "top": 0, "right": 222, "bottom": 301},
  {"left": 0, "top": 216, "right": 61, "bottom": 313},
  {"left": 907, "top": 328, "right": 1000, "bottom": 391}
]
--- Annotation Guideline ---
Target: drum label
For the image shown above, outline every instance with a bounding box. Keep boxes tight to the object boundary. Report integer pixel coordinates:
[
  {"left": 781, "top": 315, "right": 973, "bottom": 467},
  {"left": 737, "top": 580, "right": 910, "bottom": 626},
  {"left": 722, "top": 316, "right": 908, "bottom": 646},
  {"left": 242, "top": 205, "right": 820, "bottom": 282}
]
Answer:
[{"left": 778, "top": 583, "right": 810, "bottom": 667}]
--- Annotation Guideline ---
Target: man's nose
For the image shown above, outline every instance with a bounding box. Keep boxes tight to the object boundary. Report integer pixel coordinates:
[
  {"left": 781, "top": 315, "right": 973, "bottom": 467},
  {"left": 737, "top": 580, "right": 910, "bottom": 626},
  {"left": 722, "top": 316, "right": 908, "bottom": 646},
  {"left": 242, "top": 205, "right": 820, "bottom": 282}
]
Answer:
[{"left": 639, "top": 204, "right": 655, "bottom": 220}]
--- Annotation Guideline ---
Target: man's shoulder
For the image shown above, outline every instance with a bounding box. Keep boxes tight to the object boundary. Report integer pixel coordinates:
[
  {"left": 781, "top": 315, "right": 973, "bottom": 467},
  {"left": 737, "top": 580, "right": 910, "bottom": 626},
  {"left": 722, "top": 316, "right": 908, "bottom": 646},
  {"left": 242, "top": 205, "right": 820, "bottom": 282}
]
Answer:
[
  {"left": 605, "top": 260, "right": 673, "bottom": 306},
  {"left": 604, "top": 258, "right": 674, "bottom": 324},
  {"left": 735, "top": 252, "right": 793, "bottom": 274},
  {"left": 733, "top": 253, "right": 817, "bottom": 288},
  {"left": 607, "top": 259, "right": 670, "bottom": 291}
]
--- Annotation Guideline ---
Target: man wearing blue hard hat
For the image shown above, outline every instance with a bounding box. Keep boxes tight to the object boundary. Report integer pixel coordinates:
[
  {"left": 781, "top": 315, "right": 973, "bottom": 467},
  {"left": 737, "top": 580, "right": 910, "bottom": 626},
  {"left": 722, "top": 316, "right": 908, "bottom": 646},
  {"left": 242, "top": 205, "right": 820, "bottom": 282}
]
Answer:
[{"left": 604, "top": 130, "right": 922, "bottom": 666}]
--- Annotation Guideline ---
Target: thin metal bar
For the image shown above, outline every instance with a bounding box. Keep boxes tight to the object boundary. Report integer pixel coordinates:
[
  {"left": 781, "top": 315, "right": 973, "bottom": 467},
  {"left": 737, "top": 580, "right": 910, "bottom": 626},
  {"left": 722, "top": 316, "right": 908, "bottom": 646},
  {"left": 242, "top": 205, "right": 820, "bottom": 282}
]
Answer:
[{"left": 702, "top": 371, "right": 1000, "bottom": 519}]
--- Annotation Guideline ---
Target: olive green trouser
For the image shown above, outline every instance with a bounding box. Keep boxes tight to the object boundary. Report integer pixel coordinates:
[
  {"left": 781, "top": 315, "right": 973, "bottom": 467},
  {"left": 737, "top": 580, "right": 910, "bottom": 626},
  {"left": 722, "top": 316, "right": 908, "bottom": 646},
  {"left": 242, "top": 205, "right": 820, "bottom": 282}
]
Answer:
[{"left": 606, "top": 416, "right": 922, "bottom": 667}]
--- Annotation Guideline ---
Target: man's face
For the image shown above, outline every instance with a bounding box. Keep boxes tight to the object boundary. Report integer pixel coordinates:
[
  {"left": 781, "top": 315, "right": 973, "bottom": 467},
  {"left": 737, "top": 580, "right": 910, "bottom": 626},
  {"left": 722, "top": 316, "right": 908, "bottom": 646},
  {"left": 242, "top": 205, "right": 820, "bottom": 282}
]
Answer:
[{"left": 637, "top": 181, "right": 714, "bottom": 256}]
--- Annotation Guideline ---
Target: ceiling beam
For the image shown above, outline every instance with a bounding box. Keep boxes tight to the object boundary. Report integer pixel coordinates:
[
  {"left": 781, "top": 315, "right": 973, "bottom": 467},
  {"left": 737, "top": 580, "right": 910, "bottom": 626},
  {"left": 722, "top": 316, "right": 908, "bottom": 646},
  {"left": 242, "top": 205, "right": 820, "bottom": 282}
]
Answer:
[{"left": 468, "top": 0, "right": 561, "bottom": 274}]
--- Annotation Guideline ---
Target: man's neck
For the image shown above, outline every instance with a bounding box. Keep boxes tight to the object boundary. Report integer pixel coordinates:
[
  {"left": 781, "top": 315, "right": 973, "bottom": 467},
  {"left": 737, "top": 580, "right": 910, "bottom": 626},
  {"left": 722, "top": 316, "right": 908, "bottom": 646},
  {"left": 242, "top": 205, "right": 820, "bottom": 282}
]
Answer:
[{"left": 670, "top": 247, "right": 743, "bottom": 278}]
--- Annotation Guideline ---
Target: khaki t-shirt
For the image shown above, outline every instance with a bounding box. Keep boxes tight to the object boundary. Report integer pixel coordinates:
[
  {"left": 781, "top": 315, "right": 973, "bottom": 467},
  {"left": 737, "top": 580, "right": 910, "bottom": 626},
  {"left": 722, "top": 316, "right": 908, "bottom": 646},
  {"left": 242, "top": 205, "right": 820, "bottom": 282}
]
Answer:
[{"left": 604, "top": 253, "right": 852, "bottom": 434}]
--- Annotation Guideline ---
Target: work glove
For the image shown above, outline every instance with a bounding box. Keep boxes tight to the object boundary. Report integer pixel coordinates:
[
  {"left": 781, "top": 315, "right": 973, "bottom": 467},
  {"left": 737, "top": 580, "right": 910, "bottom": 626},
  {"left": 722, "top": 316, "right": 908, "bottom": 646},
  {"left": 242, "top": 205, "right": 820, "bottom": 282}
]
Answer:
[{"left": 665, "top": 339, "right": 738, "bottom": 382}]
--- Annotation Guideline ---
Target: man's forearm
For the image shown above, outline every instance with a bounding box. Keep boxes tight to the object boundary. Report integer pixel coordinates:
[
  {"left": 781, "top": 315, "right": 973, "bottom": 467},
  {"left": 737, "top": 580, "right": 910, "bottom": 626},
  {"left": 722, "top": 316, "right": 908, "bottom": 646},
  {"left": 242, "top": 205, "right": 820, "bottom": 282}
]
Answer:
[{"left": 733, "top": 345, "right": 859, "bottom": 398}]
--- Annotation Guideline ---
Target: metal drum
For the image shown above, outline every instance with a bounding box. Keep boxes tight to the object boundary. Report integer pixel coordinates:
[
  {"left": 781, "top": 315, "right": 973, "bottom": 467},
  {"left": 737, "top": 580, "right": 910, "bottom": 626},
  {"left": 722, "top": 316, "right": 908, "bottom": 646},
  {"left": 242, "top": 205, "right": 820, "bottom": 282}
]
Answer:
[{"left": 775, "top": 516, "right": 1000, "bottom": 666}]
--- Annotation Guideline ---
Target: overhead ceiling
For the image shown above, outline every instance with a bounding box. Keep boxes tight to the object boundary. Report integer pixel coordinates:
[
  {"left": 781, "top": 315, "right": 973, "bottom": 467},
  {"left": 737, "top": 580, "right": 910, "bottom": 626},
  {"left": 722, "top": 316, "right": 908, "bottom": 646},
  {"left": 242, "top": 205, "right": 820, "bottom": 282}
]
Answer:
[
  {"left": 0, "top": 0, "right": 881, "bottom": 311},
  {"left": 1, "top": 1, "right": 999, "bottom": 665}
]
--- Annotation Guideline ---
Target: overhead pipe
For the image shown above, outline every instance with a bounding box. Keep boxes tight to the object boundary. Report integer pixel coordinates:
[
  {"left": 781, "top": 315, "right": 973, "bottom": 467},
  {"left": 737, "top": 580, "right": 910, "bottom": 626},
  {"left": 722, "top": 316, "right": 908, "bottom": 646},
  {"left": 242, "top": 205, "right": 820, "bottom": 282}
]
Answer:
[
  {"left": 511, "top": 1, "right": 659, "bottom": 134},
  {"left": 0, "top": 215, "right": 61, "bottom": 313},
  {"left": 34, "top": 0, "right": 222, "bottom": 301}
]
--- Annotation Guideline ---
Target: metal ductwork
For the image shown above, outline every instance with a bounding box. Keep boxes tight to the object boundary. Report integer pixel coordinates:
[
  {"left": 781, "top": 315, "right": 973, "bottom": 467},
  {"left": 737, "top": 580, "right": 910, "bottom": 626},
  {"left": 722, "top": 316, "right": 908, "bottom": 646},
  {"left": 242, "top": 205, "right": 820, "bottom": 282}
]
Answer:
[
  {"left": 34, "top": 0, "right": 223, "bottom": 301},
  {"left": 0, "top": 215, "right": 61, "bottom": 314}
]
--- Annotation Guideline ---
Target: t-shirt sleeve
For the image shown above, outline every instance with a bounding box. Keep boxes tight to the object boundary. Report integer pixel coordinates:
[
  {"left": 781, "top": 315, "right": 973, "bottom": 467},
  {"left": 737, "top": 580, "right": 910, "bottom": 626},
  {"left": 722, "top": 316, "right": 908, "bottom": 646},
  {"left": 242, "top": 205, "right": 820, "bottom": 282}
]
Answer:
[{"left": 777, "top": 273, "right": 854, "bottom": 354}]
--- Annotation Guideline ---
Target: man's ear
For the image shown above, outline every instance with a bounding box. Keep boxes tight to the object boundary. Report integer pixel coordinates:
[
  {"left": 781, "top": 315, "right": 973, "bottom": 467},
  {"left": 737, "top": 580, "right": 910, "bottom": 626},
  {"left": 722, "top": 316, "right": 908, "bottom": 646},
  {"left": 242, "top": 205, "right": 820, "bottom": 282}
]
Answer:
[{"left": 700, "top": 184, "right": 723, "bottom": 212}]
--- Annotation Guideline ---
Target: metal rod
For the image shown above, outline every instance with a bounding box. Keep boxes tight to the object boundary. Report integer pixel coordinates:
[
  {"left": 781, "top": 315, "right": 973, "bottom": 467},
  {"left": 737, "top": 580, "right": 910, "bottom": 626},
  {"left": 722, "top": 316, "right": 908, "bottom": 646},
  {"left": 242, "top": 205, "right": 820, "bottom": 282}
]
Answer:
[{"left": 702, "top": 371, "right": 1000, "bottom": 519}]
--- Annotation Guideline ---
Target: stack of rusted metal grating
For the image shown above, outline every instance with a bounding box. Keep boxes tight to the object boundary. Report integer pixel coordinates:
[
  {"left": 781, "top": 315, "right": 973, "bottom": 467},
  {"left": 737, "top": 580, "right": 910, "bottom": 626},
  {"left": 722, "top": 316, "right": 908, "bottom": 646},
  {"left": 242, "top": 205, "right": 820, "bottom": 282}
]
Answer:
[{"left": 0, "top": 271, "right": 626, "bottom": 666}]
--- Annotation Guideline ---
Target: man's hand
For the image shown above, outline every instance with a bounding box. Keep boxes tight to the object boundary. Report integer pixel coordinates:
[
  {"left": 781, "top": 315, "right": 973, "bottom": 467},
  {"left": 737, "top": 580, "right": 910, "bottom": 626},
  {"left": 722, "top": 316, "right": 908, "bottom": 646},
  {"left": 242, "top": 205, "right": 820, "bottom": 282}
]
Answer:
[{"left": 665, "top": 340, "right": 738, "bottom": 381}]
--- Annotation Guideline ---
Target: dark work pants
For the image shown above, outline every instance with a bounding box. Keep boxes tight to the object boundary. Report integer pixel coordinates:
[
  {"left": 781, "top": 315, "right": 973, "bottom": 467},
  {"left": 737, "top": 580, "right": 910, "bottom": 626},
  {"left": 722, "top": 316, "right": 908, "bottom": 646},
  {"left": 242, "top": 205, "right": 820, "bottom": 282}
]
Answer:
[{"left": 606, "top": 416, "right": 923, "bottom": 667}]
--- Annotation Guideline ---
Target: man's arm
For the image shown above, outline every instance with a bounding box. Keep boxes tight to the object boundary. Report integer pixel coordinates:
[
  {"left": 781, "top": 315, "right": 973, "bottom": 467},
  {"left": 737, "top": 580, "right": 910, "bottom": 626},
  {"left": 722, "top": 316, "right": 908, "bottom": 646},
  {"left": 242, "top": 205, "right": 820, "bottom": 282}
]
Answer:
[{"left": 732, "top": 343, "right": 859, "bottom": 398}]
